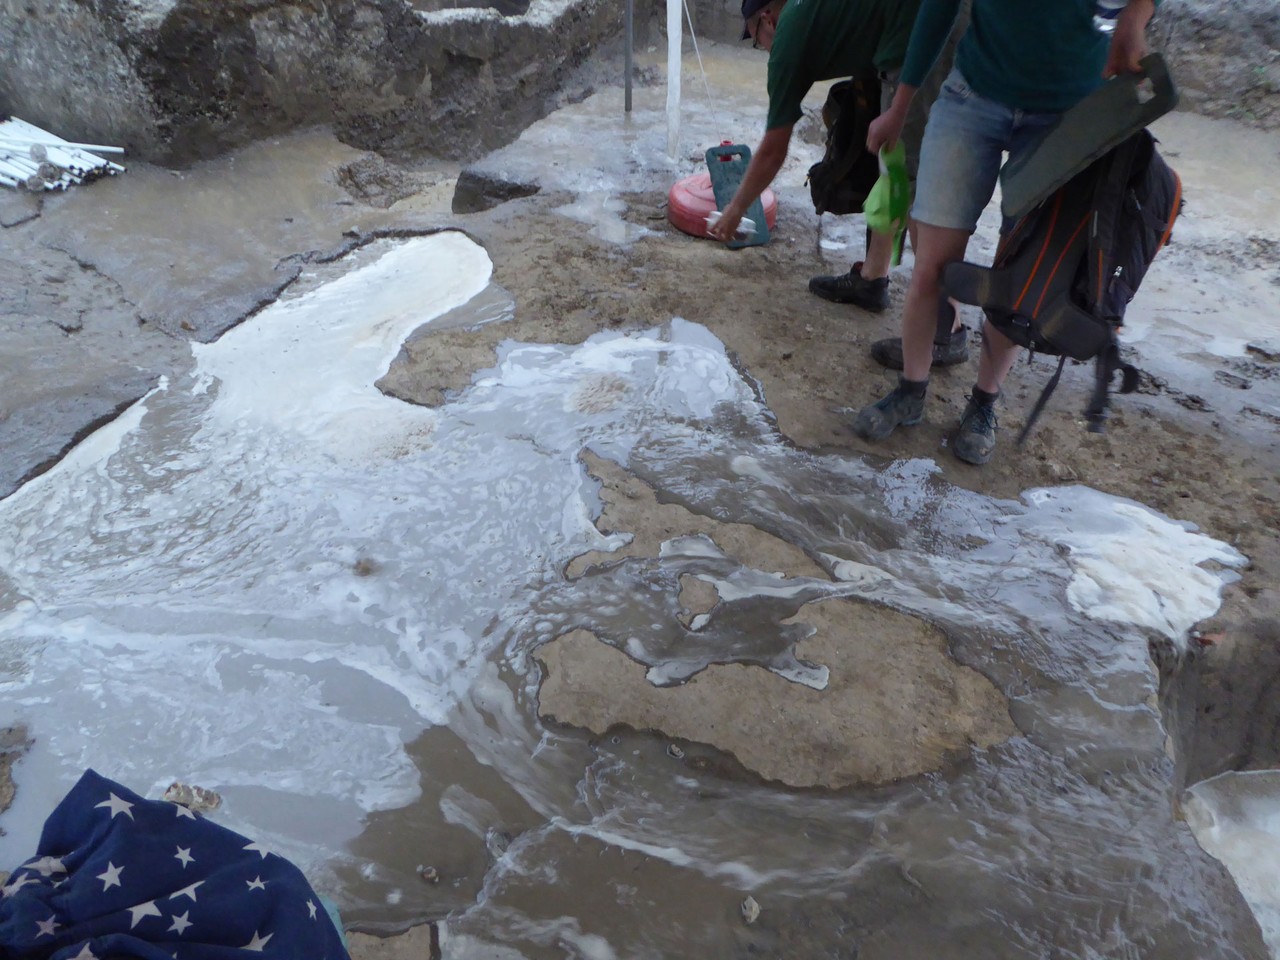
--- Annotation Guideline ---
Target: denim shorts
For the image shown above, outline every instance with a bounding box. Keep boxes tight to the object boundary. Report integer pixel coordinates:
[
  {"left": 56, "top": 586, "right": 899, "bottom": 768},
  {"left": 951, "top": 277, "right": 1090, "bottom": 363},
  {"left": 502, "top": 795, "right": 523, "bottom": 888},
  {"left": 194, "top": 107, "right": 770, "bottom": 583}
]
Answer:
[{"left": 911, "top": 68, "right": 1063, "bottom": 233}]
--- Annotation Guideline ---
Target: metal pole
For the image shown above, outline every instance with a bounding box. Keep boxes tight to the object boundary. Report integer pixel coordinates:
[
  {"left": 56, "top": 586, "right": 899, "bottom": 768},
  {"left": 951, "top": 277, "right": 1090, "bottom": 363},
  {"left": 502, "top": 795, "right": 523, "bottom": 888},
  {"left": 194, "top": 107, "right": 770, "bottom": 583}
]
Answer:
[
  {"left": 666, "top": 0, "right": 681, "bottom": 158},
  {"left": 624, "top": 0, "right": 633, "bottom": 113}
]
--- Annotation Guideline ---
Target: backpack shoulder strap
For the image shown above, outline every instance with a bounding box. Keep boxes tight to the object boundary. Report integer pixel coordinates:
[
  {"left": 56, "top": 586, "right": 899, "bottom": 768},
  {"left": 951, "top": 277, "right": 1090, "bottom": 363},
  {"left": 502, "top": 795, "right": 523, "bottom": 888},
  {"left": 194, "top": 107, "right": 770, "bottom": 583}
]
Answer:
[
  {"left": 1086, "top": 131, "right": 1152, "bottom": 319},
  {"left": 1085, "top": 336, "right": 1141, "bottom": 432},
  {"left": 1017, "top": 356, "right": 1069, "bottom": 445}
]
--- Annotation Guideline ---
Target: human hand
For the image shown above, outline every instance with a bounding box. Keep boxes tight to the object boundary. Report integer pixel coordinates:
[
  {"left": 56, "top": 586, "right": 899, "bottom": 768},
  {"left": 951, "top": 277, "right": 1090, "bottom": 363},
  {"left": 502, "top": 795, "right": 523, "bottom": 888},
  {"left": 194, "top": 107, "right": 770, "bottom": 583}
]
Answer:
[
  {"left": 867, "top": 109, "right": 905, "bottom": 156},
  {"left": 707, "top": 206, "right": 746, "bottom": 243},
  {"left": 1103, "top": 0, "right": 1154, "bottom": 77}
]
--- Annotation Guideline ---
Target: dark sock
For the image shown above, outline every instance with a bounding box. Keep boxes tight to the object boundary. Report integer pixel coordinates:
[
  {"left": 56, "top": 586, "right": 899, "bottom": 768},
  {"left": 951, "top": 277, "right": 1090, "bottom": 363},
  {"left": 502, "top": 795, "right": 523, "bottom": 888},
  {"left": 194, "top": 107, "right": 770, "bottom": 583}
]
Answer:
[
  {"left": 934, "top": 299, "right": 957, "bottom": 345},
  {"left": 972, "top": 386, "right": 999, "bottom": 406},
  {"left": 898, "top": 377, "right": 929, "bottom": 398}
]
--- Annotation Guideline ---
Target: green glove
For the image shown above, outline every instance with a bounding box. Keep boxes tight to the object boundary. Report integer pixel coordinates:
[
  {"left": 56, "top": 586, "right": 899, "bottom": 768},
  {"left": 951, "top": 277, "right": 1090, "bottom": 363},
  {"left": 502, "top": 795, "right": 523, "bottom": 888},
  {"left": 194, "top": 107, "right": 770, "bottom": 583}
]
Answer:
[{"left": 863, "top": 142, "right": 911, "bottom": 265}]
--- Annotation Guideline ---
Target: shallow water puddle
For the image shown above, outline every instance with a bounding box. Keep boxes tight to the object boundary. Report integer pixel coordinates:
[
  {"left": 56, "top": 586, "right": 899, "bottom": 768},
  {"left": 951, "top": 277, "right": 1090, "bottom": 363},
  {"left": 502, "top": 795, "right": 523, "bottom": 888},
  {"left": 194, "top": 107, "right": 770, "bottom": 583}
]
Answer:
[
  {"left": 553, "top": 191, "right": 655, "bottom": 245},
  {"left": 0, "top": 233, "right": 1262, "bottom": 956}
]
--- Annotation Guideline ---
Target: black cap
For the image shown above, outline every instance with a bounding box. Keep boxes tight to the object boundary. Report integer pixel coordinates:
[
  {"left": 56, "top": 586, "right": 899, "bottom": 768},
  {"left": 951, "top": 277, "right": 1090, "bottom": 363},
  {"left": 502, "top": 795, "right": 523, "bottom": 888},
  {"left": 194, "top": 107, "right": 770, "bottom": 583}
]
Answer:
[{"left": 741, "top": 0, "right": 771, "bottom": 39}]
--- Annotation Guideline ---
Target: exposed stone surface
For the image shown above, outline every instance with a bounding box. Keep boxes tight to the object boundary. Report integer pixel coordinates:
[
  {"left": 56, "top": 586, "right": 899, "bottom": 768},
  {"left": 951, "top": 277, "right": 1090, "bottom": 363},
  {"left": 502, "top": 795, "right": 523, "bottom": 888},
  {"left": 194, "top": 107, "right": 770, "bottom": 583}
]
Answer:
[
  {"left": 1, "top": 0, "right": 1272, "bottom": 182},
  {"left": 0, "top": 128, "right": 456, "bottom": 500},
  {"left": 348, "top": 923, "right": 436, "bottom": 959},
  {"left": 536, "top": 612, "right": 1017, "bottom": 788},
  {"left": 536, "top": 453, "right": 1017, "bottom": 789},
  {"left": 0, "top": 0, "right": 624, "bottom": 164}
]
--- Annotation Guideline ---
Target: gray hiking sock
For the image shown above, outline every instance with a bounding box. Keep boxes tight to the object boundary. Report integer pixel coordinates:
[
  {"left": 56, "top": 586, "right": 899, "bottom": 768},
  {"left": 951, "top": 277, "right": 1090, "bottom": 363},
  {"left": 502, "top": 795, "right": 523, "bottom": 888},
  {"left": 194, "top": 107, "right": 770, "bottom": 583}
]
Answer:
[{"left": 899, "top": 377, "right": 929, "bottom": 398}]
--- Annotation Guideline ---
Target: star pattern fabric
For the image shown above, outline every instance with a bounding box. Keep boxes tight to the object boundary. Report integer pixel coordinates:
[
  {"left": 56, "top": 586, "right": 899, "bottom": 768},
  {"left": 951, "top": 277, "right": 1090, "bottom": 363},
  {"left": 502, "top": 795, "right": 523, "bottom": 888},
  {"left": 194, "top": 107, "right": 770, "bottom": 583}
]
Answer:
[{"left": 0, "top": 769, "right": 350, "bottom": 960}]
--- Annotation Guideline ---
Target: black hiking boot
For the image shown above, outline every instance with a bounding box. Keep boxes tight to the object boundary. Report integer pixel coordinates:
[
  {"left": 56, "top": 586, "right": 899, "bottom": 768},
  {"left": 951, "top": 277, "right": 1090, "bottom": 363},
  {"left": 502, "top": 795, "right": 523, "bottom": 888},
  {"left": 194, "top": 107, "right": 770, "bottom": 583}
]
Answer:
[
  {"left": 852, "top": 379, "right": 927, "bottom": 440},
  {"left": 870, "top": 325, "right": 971, "bottom": 370},
  {"left": 809, "top": 261, "right": 890, "bottom": 312},
  {"left": 953, "top": 391, "right": 999, "bottom": 465}
]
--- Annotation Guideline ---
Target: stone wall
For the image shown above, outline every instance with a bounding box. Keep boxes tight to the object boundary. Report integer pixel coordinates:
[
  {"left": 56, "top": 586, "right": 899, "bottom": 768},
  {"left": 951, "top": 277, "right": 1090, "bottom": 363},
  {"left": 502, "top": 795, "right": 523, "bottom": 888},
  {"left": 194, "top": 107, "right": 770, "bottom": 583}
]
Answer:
[{"left": 0, "top": 0, "right": 623, "bottom": 163}]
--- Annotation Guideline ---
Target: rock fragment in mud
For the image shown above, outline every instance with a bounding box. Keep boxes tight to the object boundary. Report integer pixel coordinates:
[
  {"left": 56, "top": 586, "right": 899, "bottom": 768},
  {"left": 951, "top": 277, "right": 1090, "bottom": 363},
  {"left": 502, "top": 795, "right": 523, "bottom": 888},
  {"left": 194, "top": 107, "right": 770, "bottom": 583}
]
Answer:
[
  {"left": 336, "top": 153, "right": 423, "bottom": 209},
  {"left": 451, "top": 169, "right": 541, "bottom": 214},
  {"left": 740, "top": 895, "right": 761, "bottom": 924},
  {"left": 1214, "top": 370, "right": 1252, "bottom": 390},
  {"left": 1243, "top": 404, "right": 1280, "bottom": 426},
  {"left": 163, "top": 781, "right": 223, "bottom": 814},
  {"left": 1246, "top": 341, "right": 1280, "bottom": 363}
]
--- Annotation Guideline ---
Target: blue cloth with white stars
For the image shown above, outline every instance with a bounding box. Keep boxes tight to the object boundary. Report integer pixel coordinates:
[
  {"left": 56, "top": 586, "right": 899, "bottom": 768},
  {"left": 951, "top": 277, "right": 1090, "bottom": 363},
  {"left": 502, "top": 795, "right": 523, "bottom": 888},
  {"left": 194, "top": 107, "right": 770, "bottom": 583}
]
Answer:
[{"left": 0, "top": 769, "right": 350, "bottom": 960}]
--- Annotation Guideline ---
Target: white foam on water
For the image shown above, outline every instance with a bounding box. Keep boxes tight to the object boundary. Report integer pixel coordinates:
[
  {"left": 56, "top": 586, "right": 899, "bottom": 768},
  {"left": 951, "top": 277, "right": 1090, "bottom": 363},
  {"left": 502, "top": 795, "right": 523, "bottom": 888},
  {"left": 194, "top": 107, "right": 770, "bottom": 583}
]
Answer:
[
  {"left": 0, "top": 235, "right": 762, "bottom": 872},
  {"left": 821, "top": 554, "right": 895, "bottom": 589},
  {"left": 551, "top": 817, "right": 774, "bottom": 889},
  {"left": 440, "top": 784, "right": 502, "bottom": 838},
  {"left": 1184, "top": 771, "right": 1280, "bottom": 958},
  {"left": 191, "top": 236, "right": 477, "bottom": 463},
  {"left": 1018, "top": 487, "right": 1245, "bottom": 647}
]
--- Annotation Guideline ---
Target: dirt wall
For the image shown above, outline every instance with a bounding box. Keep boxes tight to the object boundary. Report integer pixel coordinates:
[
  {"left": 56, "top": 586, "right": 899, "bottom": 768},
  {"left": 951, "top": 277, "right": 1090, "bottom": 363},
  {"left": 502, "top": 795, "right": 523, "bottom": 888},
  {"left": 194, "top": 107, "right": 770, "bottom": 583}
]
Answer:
[
  {"left": 1154, "top": 0, "right": 1280, "bottom": 128},
  {"left": 0, "top": 0, "right": 623, "bottom": 163}
]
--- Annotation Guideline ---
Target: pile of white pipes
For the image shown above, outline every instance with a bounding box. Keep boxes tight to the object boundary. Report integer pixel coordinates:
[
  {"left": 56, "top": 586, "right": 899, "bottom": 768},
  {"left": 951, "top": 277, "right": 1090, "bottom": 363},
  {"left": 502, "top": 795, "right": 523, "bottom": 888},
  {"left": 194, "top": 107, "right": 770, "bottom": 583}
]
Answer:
[{"left": 0, "top": 116, "right": 125, "bottom": 191}]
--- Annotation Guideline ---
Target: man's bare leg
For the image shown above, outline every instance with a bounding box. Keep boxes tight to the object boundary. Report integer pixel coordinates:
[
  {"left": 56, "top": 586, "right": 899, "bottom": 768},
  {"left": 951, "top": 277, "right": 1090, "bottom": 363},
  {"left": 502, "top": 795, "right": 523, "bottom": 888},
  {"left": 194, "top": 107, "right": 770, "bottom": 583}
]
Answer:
[
  {"left": 862, "top": 228, "right": 895, "bottom": 279},
  {"left": 975, "top": 321, "right": 1020, "bottom": 393},
  {"left": 900, "top": 222, "right": 971, "bottom": 381},
  {"left": 951, "top": 290, "right": 1022, "bottom": 465},
  {"left": 852, "top": 221, "right": 971, "bottom": 440}
]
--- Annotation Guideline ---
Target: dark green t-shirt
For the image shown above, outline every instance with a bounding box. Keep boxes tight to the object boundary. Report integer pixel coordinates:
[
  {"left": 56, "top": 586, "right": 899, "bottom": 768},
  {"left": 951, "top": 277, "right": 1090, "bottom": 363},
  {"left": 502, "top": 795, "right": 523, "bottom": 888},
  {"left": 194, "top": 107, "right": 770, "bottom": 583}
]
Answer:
[
  {"left": 900, "top": 0, "right": 1162, "bottom": 112},
  {"left": 766, "top": 0, "right": 922, "bottom": 130}
]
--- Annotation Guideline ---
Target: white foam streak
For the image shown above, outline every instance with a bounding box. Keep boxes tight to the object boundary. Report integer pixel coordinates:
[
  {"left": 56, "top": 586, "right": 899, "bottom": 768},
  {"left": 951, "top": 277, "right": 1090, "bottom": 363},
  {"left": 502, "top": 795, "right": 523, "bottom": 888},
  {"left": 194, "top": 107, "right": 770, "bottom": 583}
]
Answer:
[
  {"left": 1021, "top": 488, "right": 1244, "bottom": 646},
  {"left": 550, "top": 817, "right": 776, "bottom": 889}
]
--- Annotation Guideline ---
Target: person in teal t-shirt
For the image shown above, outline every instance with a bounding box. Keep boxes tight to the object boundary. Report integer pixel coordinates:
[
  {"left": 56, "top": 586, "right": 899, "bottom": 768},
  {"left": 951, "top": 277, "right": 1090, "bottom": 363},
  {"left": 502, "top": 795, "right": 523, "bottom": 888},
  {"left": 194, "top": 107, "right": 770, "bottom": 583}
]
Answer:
[
  {"left": 708, "top": 0, "right": 925, "bottom": 313},
  {"left": 850, "top": 0, "right": 1160, "bottom": 466}
]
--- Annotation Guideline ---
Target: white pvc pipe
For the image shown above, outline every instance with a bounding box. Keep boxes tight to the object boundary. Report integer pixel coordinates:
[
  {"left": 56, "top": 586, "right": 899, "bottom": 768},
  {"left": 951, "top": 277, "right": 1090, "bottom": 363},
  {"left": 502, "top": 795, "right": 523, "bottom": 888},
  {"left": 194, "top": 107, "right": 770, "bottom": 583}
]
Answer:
[
  {"left": 624, "top": 0, "right": 633, "bottom": 113},
  {"left": 666, "top": 0, "right": 681, "bottom": 159},
  {"left": 0, "top": 136, "right": 125, "bottom": 155}
]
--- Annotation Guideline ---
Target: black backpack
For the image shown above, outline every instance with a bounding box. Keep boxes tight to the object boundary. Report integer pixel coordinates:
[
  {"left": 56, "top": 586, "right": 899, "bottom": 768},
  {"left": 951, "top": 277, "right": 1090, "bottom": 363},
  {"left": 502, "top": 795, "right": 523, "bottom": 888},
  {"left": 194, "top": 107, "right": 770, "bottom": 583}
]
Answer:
[
  {"left": 806, "top": 76, "right": 881, "bottom": 216},
  {"left": 944, "top": 129, "right": 1182, "bottom": 441}
]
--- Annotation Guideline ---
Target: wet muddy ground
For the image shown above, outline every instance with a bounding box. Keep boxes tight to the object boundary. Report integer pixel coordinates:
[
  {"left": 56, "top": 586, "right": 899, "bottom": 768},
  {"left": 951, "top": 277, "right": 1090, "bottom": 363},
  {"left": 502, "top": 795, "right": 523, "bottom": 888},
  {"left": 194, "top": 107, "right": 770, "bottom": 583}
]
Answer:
[{"left": 2, "top": 40, "right": 1279, "bottom": 959}]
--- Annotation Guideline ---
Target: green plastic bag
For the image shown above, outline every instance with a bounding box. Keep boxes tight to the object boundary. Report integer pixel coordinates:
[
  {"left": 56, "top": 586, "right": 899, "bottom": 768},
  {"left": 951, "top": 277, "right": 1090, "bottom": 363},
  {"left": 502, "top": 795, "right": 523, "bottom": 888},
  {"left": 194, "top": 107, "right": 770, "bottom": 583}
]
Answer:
[{"left": 863, "top": 142, "right": 911, "bottom": 265}]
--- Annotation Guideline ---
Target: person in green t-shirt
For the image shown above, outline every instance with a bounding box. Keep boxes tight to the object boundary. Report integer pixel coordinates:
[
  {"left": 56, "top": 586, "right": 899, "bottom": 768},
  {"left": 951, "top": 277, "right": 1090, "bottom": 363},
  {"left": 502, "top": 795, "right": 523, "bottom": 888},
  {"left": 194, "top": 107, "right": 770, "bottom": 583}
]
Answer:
[
  {"left": 850, "top": 0, "right": 1160, "bottom": 466},
  {"left": 708, "top": 0, "right": 930, "bottom": 314}
]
